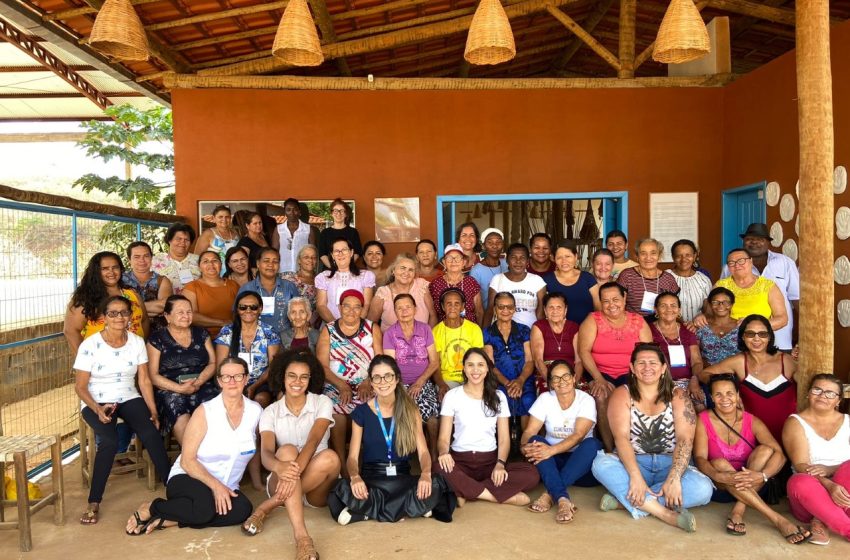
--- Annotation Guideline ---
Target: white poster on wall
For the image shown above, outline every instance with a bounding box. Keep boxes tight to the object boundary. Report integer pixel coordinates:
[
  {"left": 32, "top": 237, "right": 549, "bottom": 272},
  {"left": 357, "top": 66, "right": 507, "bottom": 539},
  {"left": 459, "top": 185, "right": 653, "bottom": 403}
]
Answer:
[{"left": 649, "top": 192, "right": 699, "bottom": 263}]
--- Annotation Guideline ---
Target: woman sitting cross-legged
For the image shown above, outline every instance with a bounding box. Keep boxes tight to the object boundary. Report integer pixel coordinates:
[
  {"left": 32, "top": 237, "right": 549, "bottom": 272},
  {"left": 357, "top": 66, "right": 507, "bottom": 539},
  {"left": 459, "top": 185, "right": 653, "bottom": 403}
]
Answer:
[
  {"left": 521, "top": 360, "right": 602, "bottom": 524},
  {"left": 126, "top": 357, "right": 261, "bottom": 535},
  {"left": 591, "top": 343, "right": 713, "bottom": 532},
  {"left": 242, "top": 350, "right": 341, "bottom": 560},
  {"left": 694, "top": 373, "right": 811, "bottom": 543},
  {"left": 328, "top": 355, "right": 455, "bottom": 525},
  {"left": 783, "top": 373, "right": 850, "bottom": 545},
  {"left": 436, "top": 348, "right": 540, "bottom": 507}
]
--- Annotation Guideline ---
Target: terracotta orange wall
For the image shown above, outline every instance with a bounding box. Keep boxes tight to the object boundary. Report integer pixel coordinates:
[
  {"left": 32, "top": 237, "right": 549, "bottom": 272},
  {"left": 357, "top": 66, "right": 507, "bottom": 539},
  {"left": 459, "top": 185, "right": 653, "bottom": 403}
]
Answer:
[
  {"left": 173, "top": 87, "right": 725, "bottom": 273},
  {"left": 723, "top": 18, "right": 850, "bottom": 377}
]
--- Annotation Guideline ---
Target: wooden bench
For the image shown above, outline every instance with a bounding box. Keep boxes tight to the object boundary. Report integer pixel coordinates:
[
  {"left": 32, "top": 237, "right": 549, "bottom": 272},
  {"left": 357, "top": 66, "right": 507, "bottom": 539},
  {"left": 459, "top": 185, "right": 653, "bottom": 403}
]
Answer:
[{"left": 78, "top": 415, "right": 155, "bottom": 491}]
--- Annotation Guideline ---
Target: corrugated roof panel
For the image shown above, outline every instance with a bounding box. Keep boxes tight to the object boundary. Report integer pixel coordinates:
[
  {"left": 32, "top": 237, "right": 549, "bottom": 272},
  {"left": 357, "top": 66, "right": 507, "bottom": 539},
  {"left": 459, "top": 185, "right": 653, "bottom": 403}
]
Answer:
[{"left": 0, "top": 73, "right": 79, "bottom": 93}]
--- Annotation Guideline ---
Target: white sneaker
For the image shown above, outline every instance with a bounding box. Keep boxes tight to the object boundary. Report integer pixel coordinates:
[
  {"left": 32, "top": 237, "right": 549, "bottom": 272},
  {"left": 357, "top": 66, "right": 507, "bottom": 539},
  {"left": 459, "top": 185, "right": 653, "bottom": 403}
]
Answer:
[{"left": 337, "top": 507, "right": 352, "bottom": 526}]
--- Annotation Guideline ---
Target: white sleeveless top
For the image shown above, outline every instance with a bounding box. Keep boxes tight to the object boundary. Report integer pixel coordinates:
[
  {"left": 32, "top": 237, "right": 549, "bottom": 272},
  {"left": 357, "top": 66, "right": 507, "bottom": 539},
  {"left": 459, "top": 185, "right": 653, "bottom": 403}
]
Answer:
[
  {"left": 169, "top": 394, "right": 262, "bottom": 490},
  {"left": 277, "top": 220, "right": 311, "bottom": 273},
  {"left": 790, "top": 413, "right": 850, "bottom": 467}
]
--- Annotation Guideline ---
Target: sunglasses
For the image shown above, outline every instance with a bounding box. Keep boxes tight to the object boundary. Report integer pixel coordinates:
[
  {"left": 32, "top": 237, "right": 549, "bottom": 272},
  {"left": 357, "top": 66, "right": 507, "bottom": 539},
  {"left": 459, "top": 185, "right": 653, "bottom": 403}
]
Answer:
[
  {"left": 238, "top": 304, "right": 260, "bottom": 311},
  {"left": 742, "top": 330, "right": 770, "bottom": 339}
]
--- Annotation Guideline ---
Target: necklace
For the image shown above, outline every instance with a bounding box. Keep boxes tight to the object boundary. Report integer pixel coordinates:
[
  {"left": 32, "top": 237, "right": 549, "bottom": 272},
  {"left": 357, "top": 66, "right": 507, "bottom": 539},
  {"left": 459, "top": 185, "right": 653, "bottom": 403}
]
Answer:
[{"left": 550, "top": 321, "right": 567, "bottom": 352}]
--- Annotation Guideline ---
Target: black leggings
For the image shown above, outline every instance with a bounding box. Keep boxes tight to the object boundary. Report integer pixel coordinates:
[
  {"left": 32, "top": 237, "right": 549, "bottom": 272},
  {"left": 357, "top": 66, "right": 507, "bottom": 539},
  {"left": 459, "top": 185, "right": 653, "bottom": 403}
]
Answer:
[
  {"left": 82, "top": 398, "right": 171, "bottom": 503},
  {"left": 149, "top": 474, "right": 253, "bottom": 528}
]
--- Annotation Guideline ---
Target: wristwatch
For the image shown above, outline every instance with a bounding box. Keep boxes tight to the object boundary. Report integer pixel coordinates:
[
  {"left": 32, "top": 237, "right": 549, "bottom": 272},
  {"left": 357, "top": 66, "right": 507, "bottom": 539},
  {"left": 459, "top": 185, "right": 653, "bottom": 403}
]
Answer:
[{"left": 761, "top": 471, "right": 768, "bottom": 483}]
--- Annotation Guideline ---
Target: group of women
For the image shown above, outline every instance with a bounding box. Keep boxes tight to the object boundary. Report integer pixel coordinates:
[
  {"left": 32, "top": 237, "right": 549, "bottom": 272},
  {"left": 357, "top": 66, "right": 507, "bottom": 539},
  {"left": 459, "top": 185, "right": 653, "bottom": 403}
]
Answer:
[{"left": 63, "top": 217, "right": 850, "bottom": 557}]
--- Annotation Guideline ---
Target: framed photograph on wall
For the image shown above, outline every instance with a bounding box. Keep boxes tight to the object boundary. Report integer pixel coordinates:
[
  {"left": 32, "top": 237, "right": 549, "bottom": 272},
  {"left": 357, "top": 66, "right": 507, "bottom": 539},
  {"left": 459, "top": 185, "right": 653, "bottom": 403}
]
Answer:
[
  {"left": 374, "top": 197, "right": 421, "bottom": 243},
  {"left": 197, "top": 199, "right": 356, "bottom": 239}
]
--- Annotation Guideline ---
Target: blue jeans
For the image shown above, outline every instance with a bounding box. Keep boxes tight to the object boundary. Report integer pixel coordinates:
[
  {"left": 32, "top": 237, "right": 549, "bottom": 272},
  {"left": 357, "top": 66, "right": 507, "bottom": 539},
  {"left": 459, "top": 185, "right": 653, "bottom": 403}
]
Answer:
[
  {"left": 529, "top": 435, "right": 600, "bottom": 501},
  {"left": 591, "top": 450, "right": 713, "bottom": 519}
]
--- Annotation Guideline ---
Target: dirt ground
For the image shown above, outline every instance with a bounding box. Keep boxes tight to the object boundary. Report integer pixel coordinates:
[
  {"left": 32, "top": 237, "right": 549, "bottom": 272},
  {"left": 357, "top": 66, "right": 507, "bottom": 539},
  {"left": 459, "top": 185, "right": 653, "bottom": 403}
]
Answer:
[{"left": 1, "top": 459, "right": 846, "bottom": 560}]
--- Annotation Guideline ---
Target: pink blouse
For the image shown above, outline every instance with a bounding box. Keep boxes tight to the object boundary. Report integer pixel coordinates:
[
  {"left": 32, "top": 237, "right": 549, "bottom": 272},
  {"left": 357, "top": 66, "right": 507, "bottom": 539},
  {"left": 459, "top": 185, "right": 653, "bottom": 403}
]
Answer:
[
  {"left": 375, "top": 278, "right": 431, "bottom": 329},
  {"left": 590, "top": 311, "right": 645, "bottom": 378}
]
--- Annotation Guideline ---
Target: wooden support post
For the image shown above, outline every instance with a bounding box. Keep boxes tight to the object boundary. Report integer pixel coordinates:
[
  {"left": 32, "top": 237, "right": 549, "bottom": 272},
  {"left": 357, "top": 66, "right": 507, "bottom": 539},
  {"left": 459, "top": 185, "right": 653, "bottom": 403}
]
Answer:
[
  {"left": 51, "top": 436, "right": 65, "bottom": 525},
  {"left": 309, "top": 0, "right": 352, "bottom": 76},
  {"left": 546, "top": 5, "right": 620, "bottom": 72},
  {"left": 618, "top": 0, "right": 636, "bottom": 78},
  {"left": 796, "top": 0, "right": 834, "bottom": 398},
  {"left": 14, "top": 451, "right": 31, "bottom": 552}
]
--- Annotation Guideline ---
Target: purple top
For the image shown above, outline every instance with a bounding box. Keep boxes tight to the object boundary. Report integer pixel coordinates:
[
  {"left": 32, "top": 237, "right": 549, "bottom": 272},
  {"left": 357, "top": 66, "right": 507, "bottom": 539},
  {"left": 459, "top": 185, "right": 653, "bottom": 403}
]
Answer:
[
  {"left": 382, "top": 320, "right": 434, "bottom": 385},
  {"left": 651, "top": 323, "right": 698, "bottom": 381}
]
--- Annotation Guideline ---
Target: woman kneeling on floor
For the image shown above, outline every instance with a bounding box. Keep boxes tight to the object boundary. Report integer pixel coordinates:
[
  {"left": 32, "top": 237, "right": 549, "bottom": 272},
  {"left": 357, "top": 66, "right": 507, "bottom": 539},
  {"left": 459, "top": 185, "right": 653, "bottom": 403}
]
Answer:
[
  {"left": 694, "top": 373, "right": 810, "bottom": 543},
  {"left": 126, "top": 357, "right": 261, "bottom": 535},
  {"left": 591, "top": 343, "right": 713, "bottom": 531},
  {"left": 242, "top": 349, "right": 341, "bottom": 559},
  {"left": 521, "top": 360, "right": 601, "bottom": 524},
  {"left": 437, "top": 348, "right": 540, "bottom": 506},
  {"left": 329, "top": 355, "right": 455, "bottom": 524}
]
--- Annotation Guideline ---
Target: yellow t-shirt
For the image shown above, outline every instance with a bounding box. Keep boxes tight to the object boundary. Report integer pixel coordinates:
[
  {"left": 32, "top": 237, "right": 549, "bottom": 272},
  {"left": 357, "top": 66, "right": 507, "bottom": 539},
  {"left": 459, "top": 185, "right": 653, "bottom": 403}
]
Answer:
[
  {"left": 715, "top": 275, "right": 775, "bottom": 321},
  {"left": 433, "top": 320, "right": 484, "bottom": 384},
  {"left": 81, "top": 288, "right": 146, "bottom": 339}
]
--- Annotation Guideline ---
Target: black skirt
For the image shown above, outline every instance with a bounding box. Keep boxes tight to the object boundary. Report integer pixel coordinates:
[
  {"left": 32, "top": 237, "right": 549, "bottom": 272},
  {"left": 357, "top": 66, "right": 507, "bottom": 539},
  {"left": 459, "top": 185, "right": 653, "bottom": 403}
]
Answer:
[{"left": 329, "top": 462, "right": 456, "bottom": 523}]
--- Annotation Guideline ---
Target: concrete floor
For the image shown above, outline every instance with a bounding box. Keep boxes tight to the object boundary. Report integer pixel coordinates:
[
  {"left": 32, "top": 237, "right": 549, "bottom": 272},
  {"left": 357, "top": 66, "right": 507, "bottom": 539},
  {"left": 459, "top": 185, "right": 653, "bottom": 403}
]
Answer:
[{"left": 1, "top": 461, "right": 846, "bottom": 560}]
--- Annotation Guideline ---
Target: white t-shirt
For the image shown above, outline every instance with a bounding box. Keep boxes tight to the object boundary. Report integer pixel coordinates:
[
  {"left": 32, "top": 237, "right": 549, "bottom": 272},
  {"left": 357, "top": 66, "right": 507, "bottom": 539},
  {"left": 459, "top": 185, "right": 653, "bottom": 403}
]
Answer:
[
  {"left": 440, "top": 386, "right": 510, "bottom": 452},
  {"left": 529, "top": 389, "right": 597, "bottom": 445},
  {"left": 259, "top": 393, "right": 334, "bottom": 454},
  {"left": 488, "top": 273, "right": 546, "bottom": 328},
  {"left": 73, "top": 331, "right": 148, "bottom": 407}
]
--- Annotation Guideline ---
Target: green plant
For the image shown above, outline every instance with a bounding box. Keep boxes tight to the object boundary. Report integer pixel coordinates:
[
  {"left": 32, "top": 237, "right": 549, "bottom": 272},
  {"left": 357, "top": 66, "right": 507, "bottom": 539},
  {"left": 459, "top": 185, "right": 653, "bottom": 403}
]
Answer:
[{"left": 73, "top": 104, "right": 175, "bottom": 214}]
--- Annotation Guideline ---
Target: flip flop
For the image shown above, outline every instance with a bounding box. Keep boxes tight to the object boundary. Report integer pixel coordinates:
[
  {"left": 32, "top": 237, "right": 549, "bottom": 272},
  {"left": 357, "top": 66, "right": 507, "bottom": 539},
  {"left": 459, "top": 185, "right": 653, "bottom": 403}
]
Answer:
[
  {"left": 808, "top": 520, "right": 830, "bottom": 545},
  {"left": 725, "top": 518, "right": 746, "bottom": 536},
  {"left": 126, "top": 511, "right": 148, "bottom": 535},
  {"left": 80, "top": 507, "right": 98, "bottom": 525},
  {"left": 783, "top": 526, "right": 812, "bottom": 545},
  {"left": 676, "top": 511, "right": 697, "bottom": 533}
]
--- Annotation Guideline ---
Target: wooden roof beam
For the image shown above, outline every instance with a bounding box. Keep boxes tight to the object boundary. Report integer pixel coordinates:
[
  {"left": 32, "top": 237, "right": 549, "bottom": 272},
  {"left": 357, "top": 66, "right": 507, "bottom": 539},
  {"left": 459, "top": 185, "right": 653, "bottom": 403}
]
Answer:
[
  {"left": 0, "top": 16, "right": 112, "bottom": 110},
  {"left": 618, "top": 0, "right": 635, "bottom": 78},
  {"left": 309, "top": 0, "right": 351, "bottom": 76},
  {"left": 706, "top": 0, "right": 794, "bottom": 26},
  {"left": 164, "top": 73, "right": 735, "bottom": 90},
  {"left": 546, "top": 5, "right": 619, "bottom": 73},
  {"left": 145, "top": 1, "right": 287, "bottom": 31},
  {"left": 199, "top": 0, "right": 585, "bottom": 76},
  {"left": 43, "top": 0, "right": 160, "bottom": 21},
  {"left": 549, "top": 0, "right": 613, "bottom": 72}
]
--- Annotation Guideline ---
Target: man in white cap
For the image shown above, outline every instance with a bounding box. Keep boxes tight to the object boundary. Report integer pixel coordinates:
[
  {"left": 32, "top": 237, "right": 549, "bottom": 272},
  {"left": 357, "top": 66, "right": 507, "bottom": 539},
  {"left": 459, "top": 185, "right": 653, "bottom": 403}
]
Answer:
[
  {"left": 469, "top": 228, "right": 508, "bottom": 312},
  {"left": 721, "top": 222, "right": 799, "bottom": 351}
]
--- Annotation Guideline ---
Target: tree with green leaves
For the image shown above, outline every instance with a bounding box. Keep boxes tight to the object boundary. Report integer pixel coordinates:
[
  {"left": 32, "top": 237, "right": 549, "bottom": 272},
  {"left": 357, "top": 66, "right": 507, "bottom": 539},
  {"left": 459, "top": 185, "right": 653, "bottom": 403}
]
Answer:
[
  {"left": 73, "top": 104, "right": 175, "bottom": 254},
  {"left": 74, "top": 104, "right": 175, "bottom": 214}
]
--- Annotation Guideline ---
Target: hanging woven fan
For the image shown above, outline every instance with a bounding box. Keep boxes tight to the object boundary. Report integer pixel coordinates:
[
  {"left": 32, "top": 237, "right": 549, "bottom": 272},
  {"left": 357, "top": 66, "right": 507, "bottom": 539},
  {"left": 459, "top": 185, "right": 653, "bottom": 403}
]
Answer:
[
  {"left": 565, "top": 200, "right": 575, "bottom": 239},
  {"left": 579, "top": 200, "right": 600, "bottom": 243}
]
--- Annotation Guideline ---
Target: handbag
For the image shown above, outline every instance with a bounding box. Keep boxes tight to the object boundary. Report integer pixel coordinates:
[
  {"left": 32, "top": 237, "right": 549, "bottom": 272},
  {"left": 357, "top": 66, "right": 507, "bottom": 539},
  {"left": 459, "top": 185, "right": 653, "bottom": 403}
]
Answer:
[{"left": 710, "top": 409, "right": 780, "bottom": 504}]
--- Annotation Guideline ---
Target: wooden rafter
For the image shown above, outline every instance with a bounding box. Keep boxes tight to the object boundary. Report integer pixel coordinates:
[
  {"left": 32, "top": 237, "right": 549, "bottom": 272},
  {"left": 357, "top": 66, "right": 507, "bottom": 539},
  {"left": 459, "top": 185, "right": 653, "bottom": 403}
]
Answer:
[
  {"left": 549, "top": 0, "right": 613, "bottom": 72},
  {"left": 618, "top": 0, "right": 635, "bottom": 78},
  {"left": 309, "top": 0, "right": 351, "bottom": 77},
  {"left": 707, "top": 0, "right": 795, "bottom": 25},
  {"left": 42, "top": 0, "right": 160, "bottom": 21},
  {"left": 145, "top": 1, "right": 287, "bottom": 31},
  {"left": 164, "top": 73, "right": 735, "bottom": 90},
  {"left": 199, "top": 0, "right": 584, "bottom": 76},
  {"left": 545, "top": 5, "right": 619, "bottom": 72},
  {"left": 0, "top": 16, "right": 112, "bottom": 110}
]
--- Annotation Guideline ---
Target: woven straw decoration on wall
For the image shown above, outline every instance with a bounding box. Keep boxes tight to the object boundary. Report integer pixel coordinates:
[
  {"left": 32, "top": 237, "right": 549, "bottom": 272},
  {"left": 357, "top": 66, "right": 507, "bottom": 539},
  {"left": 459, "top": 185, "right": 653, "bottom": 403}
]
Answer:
[
  {"left": 89, "top": 0, "right": 149, "bottom": 61},
  {"left": 272, "top": 0, "right": 324, "bottom": 66},
  {"left": 653, "top": 0, "right": 710, "bottom": 64},
  {"left": 464, "top": 0, "right": 516, "bottom": 66}
]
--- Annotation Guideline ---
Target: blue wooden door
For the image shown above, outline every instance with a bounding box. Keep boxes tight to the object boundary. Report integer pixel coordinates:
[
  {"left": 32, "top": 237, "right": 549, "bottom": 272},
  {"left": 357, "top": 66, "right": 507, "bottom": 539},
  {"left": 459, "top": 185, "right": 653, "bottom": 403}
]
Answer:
[{"left": 722, "top": 183, "right": 766, "bottom": 263}]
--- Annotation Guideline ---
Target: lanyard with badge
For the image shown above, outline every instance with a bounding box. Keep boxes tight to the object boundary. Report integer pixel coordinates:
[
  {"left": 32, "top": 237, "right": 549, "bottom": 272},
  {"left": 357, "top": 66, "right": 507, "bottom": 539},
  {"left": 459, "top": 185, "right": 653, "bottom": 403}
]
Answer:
[
  {"left": 374, "top": 398, "right": 397, "bottom": 476},
  {"left": 656, "top": 325, "right": 687, "bottom": 368},
  {"left": 639, "top": 274, "right": 661, "bottom": 313},
  {"left": 261, "top": 285, "right": 276, "bottom": 316}
]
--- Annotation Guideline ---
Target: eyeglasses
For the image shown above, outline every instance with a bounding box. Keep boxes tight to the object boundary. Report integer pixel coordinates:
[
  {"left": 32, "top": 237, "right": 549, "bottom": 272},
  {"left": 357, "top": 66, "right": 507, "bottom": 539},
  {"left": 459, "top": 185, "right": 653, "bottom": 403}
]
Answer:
[
  {"left": 331, "top": 208, "right": 346, "bottom": 214},
  {"left": 710, "top": 300, "right": 732, "bottom": 307},
  {"left": 444, "top": 255, "right": 463, "bottom": 263},
  {"left": 370, "top": 373, "right": 395, "bottom": 384},
  {"left": 726, "top": 257, "right": 752, "bottom": 268},
  {"left": 219, "top": 373, "right": 246, "bottom": 383},
  {"left": 495, "top": 304, "right": 515, "bottom": 311},
  {"left": 105, "top": 310, "right": 132, "bottom": 318},
  {"left": 549, "top": 375, "right": 573, "bottom": 386},
  {"left": 341, "top": 303, "right": 362, "bottom": 311},
  {"left": 810, "top": 387, "right": 840, "bottom": 399},
  {"left": 742, "top": 330, "right": 770, "bottom": 339},
  {"left": 332, "top": 248, "right": 350, "bottom": 255},
  {"left": 238, "top": 304, "right": 260, "bottom": 311},
  {"left": 285, "top": 373, "right": 311, "bottom": 383}
]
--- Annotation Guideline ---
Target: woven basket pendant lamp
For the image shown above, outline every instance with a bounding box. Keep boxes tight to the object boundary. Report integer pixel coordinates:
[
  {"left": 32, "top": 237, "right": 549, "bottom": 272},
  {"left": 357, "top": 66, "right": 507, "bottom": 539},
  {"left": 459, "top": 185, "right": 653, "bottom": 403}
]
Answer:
[
  {"left": 464, "top": 0, "right": 516, "bottom": 65},
  {"left": 652, "top": 0, "right": 710, "bottom": 64},
  {"left": 88, "top": 0, "right": 149, "bottom": 61},
  {"left": 272, "top": 0, "right": 324, "bottom": 66}
]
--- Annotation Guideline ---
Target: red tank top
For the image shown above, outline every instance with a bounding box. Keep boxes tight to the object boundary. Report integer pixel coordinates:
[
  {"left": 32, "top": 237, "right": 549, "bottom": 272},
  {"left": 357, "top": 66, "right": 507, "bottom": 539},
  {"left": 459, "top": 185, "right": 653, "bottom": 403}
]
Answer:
[{"left": 739, "top": 353, "right": 796, "bottom": 444}]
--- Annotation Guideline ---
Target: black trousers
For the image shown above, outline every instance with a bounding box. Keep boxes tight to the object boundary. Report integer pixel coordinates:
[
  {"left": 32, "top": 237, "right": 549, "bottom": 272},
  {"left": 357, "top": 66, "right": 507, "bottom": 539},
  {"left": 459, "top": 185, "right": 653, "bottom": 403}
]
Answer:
[
  {"left": 82, "top": 397, "right": 170, "bottom": 503},
  {"left": 149, "top": 474, "right": 253, "bottom": 528}
]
